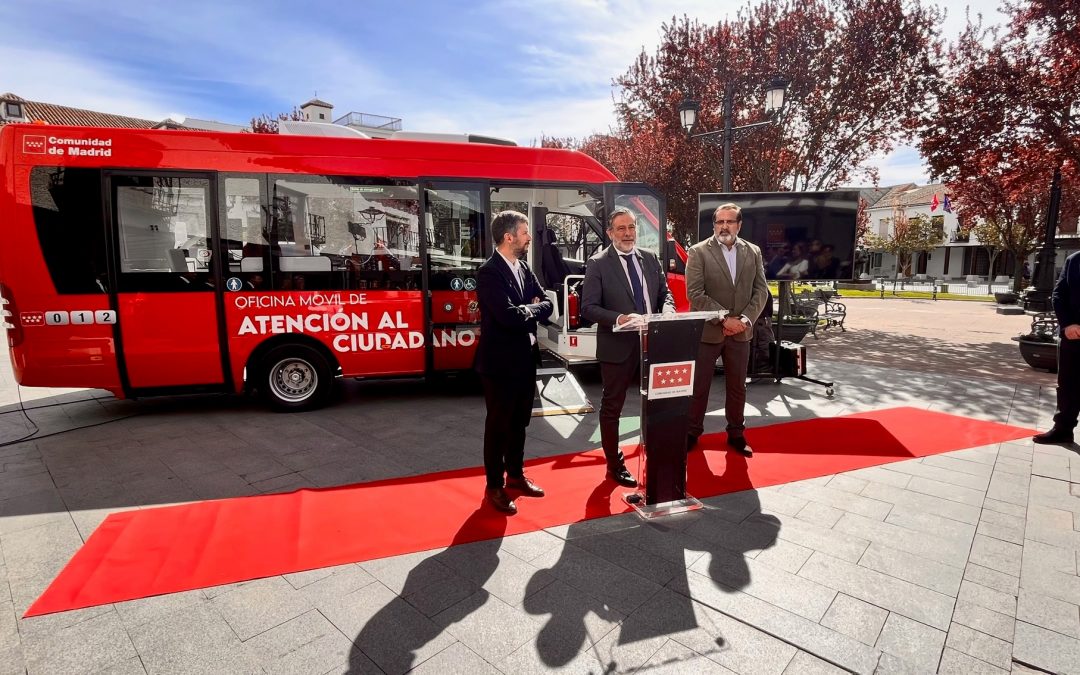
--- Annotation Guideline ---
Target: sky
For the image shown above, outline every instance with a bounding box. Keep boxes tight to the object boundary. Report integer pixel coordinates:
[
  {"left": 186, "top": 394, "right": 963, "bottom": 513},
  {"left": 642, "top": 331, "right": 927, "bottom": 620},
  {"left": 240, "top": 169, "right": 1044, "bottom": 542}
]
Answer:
[{"left": 0, "top": 0, "right": 1006, "bottom": 186}]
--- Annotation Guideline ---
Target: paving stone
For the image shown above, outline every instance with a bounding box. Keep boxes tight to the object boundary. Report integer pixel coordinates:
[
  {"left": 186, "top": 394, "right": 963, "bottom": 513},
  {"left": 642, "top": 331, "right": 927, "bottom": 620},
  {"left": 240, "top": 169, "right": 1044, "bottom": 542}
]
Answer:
[
  {"left": 779, "top": 482, "right": 892, "bottom": 520},
  {"left": 499, "top": 529, "right": 566, "bottom": 564},
  {"left": 875, "top": 612, "right": 947, "bottom": 672},
  {"left": 113, "top": 589, "right": 206, "bottom": 630},
  {"left": 128, "top": 602, "right": 263, "bottom": 675},
  {"left": 983, "top": 498, "right": 1027, "bottom": 519},
  {"left": 958, "top": 580, "right": 1017, "bottom": 616},
  {"left": 688, "top": 547, "right": 837, "bottom": 621},
  {"left": 847, "top": 466, "right": 912, "bottom": 489},
  {"left": 211, "top": 575, "right": 313, "bottom": 640},
  {"left": 435, "top": 590, "right": 544, "bottom": 663},
  {"left": 884, "top": 460, "right": 990, "bottom": 491},
  {"left": 639, "top": 638, "right": 738, "bottom": 674},
  {"left": 95, "top": 656, "right": 150, "bottom": 674},
  {"left": 517, "top": 578, "right": 622, "bottom": 667},
  {"left": 530, "top": 540, "right": 663, "bottom": 616},
  {"left": 986, "top": 473, "right": 1030, "bottom": 507},
  {"left": 755, "top": 487, "right": 815, "bottom": 517},
  {"left": 978, "top": 509, "right": 1026, "bottom": 545},
  {"left": 820, "top": 593, "right": 888, "bottom": 646},
  {"left": 21, "top": 610, "right": 137, "bottom": 675},
  {"left": 608, "top": 519, "right": 710, "bottom": 569},
  {"left": 402, "top": 641, "right": 499, "bottom": 674},
  {"left": 799, "top": 552, "right": 954, "bottom": 630},
  {"left": 1016, "top": 587, "right": 1080, "bottom": 638},
  {"left": 1012, "top": 620, "right": 1080, "bottom": 675},
  {"left": 923, "top": 454, "right": 994, "bottom": 478},
  {"left": 752, "top": 538, "right": 813, "bottom": 573},
  {"left": 629, "top": 587, "right": 798, "bottom": 675},
  {"left": 946, "top": 621, "right": 1012, "bottom": 670},
  {"left": 361, "top": 549, "right": 457, "bottom": 595},
  {"left": 859, "top": 542, "right": 963, "bottom": 596},
  {"left": 827, "top": 474, "right": 870, "bottom": 494},
  {"left": 318, "top": 581, "right": 456, "bottom": 675},
  {"left": 937, "top": 646, "right": 1009, "bottom": 674},
  {"left": 243, "top": 609, "right": 352, "bottom": 675},
  {"left": 570, "top": 530, "right": 683, "bottom": 587},
  {"left": 965, "top": 564, "right": 1020, "bottom": 596},
  {"left": 678, "top": 570, "right": 880, "bottom": 673},
  {"left": 906, "top": 476, "right": 986, "bottom": 507},
  {"left": 1032, "top": 453, "right": 1072, "bottom": 481},
  {"left": 952, "top": 600, "right": 1015, "bottom": 642},
  {"left": 783, "top": 650, "right": 848, "bottom": 674},
  {"left": 0, "top": 643, "right": 23, "bottom": 675},
  {"left": 796, "top": 501, "right": 844, "bottom": 528},
  {"left": 873, "top": 651, "right": 923, "bottom": 674},
  {"left": 860, "top": 482, "right": 981, "bottom": 525},
  {"left": 970, "top": 535, "right": 1024, "bottom": 577},
  {"left": 884, "top": 506, "right": 977, "bottom": 541},
  {"left": 764, "top": 514, "right": 870, "bottom": 563},
  {"left": 836, "top": 512, "right": 970, "bottom": 568}
]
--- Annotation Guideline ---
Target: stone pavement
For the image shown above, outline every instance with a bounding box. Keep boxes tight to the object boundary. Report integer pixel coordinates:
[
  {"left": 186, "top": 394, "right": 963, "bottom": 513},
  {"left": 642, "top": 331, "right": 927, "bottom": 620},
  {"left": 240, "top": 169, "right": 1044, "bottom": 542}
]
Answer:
[{"left": 1, "top": 298, "right": 1078, "bottom": 674}]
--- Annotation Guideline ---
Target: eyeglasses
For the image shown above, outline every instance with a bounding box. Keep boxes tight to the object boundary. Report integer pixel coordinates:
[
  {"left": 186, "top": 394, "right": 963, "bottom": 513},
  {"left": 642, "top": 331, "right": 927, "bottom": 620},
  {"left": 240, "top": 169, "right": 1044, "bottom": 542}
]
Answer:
[{"left": 714, "top": 219, "right": 738, "bottom": 225}]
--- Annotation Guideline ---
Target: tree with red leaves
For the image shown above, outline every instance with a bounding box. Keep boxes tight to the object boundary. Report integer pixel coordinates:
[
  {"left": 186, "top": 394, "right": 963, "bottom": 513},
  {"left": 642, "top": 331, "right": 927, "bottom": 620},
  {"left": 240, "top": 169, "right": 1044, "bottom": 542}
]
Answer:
[
  {"left": 249, "top": 107, "right": 306, "bottom": 134},
  {"left": 572, "top": 1, "right": 942, "bottom": 242},
  {"left": 920, "top": 0, "right": 1080, "bottom": 292}
]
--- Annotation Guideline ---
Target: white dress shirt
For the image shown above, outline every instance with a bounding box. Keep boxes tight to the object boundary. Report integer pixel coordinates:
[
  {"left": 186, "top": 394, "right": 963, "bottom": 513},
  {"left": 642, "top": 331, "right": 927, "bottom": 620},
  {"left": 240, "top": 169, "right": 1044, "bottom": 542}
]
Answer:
[
  {"left": 714, "top": 236, "right": 752, "bottom": 327},
  {"left": 617, "top": 248, "right": 652, "bottom": 314},
  {"left": 497, "top": 249, "right": 536, "bottom": 343}
]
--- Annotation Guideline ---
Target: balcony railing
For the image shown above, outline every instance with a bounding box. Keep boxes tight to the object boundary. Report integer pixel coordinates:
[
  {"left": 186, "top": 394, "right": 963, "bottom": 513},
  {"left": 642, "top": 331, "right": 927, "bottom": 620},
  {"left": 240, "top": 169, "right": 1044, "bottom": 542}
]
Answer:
[{"left": 333, "top": 112, "right": 403, "bottom": 131}]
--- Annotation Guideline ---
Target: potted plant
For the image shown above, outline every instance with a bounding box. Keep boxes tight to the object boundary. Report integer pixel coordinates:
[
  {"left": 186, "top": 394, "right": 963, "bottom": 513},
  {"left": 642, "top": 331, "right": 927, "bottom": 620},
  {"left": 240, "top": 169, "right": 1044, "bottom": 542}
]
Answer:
[
  {"left": 777, "top": 315, "right": 815, "bottom": 342},
  {"left": 994, "top": 291, "right": 1019, "bottom": 304},
  {"left": 1012, "top": 312, "right": 1058, "bottom": 372}
]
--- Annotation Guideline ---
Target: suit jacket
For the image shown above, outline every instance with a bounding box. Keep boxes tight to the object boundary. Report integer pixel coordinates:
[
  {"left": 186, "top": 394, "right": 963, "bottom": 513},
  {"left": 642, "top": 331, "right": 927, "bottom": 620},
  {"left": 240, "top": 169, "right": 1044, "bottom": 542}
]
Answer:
[
  {"left": 1053, "top": 250, "right": 1080, "bottom": 336},
  {"left": 685, "top": 236, "right": 769, "bottom": 344},
  {"left": 474, "top": 253, "right": 553, "bottom": 377},
  {"left": 581, "top": 245, "right": 675, "bottom": 364}
]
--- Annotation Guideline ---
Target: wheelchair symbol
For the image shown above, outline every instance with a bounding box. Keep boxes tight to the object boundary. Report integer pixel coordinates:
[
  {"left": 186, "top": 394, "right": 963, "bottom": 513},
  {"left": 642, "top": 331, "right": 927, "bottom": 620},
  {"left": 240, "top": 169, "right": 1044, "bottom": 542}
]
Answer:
[{"left": 463, "top": 278, "right": 477, "bottom": 291}]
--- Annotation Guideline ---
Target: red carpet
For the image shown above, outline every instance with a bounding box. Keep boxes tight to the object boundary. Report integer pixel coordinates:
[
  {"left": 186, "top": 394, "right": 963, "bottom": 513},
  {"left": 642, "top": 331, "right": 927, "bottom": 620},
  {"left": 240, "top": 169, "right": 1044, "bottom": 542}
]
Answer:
[{"left": 26, "top": 407, "right": 1031, "bottom": 617}]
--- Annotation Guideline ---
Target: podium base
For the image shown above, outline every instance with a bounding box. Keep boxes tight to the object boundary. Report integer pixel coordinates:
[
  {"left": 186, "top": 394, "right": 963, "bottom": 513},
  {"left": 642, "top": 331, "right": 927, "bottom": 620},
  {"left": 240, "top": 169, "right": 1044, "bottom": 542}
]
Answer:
[{"left": 623, "top": 492, "right": 703, "bottom": 520}]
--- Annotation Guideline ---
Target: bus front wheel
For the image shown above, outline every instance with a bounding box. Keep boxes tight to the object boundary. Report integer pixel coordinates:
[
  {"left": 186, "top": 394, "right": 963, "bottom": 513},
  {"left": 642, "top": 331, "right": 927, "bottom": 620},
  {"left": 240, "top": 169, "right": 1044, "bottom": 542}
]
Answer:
[{"left": 260, "top": 345, "right": 332, "bottom": 411}]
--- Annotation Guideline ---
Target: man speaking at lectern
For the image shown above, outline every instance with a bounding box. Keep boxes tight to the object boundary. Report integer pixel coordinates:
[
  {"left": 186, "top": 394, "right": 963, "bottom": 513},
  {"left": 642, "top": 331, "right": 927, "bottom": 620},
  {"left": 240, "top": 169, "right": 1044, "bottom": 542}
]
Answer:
[
  {"left": 582, "top": 206, "right": 675, "bottom": 488},
  {"left": 686, "top": 203, "right": 769, "bottom": 456}
]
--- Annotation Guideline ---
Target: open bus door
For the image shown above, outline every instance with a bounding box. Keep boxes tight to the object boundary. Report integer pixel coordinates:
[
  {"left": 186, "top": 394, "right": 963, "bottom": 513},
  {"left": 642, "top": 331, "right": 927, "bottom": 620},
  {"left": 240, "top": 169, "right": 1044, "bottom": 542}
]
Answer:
[
  {"left": 417, "top": 180, "right": 488, "bottom": 373},
  {"left": 540, "top": 182, "right": 671, "bottom": 366},
  {"left": 106, "top": 172, "right": 231, "bottom": 394}
]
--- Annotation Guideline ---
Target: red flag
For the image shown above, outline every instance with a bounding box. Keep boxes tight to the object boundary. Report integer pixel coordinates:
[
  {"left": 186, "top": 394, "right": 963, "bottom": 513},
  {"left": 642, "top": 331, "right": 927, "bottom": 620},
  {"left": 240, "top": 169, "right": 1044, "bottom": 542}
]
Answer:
[
  {"left": 930, "top": 193, "right": 940, "bottom": 212},
  {"left": 648, "top": 361, "right": 695, "bottom": 399}
]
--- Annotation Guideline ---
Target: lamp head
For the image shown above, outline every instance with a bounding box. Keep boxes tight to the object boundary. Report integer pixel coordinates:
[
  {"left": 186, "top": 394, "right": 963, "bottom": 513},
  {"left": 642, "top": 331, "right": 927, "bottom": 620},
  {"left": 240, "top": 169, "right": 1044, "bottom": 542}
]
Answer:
[
  {"left": 764, "top": 76, "right": 790, "bottom": 114},
  {"left": 678, "top": 98, "right": 700, "bottom": 134}
]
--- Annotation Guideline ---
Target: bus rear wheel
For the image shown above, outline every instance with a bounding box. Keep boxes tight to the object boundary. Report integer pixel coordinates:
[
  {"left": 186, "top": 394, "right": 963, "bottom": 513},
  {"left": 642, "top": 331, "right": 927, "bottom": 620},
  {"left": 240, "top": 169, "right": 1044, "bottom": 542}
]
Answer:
[{"left": 260, "top": 345, "right": 332, "bottom": 411}]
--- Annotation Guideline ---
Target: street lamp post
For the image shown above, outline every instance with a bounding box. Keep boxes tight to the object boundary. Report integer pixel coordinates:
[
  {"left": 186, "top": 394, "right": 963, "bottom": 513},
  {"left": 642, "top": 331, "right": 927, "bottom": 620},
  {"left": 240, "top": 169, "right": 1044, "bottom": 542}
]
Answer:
[
  {"left": 679, "top": 76, "right": 789, "bottom": 193},
  {"left": 1024, "top": 105, "right": 1074, "bottom": 312}
]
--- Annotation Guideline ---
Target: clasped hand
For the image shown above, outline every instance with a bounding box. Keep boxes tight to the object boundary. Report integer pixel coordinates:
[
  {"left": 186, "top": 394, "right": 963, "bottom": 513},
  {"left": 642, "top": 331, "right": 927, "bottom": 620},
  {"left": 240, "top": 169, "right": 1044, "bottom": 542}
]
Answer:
[
  {"left": 722, "top": 316, "right": 747, "bottom": 336},
  {"left": 1065, "top": 324, "right": 1080, "bottom": 340}
]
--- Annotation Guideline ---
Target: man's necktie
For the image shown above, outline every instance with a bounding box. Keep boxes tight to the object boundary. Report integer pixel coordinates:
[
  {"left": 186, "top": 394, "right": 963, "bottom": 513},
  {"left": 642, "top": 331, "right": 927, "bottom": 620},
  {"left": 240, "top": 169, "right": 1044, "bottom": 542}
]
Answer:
[{"left": 622, "top": 254, "right": 646, "bottom": 313}]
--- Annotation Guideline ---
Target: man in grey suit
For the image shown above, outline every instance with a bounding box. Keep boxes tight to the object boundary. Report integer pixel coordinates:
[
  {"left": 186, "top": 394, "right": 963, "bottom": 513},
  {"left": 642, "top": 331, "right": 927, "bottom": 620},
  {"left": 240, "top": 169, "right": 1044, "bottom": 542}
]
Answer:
[
  {"left": 582, "top": 207, "right": 676, "bottom": 487},
  {"left": 686, "top": 203, "right": 769, "bottom": 456}
]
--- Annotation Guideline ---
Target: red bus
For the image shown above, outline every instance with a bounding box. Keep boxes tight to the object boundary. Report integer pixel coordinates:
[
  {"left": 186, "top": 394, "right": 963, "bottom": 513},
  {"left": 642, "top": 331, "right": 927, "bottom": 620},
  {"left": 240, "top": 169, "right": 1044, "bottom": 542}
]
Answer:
[{"left": 0, "top": 123, "right": 686, "bottom": 410}]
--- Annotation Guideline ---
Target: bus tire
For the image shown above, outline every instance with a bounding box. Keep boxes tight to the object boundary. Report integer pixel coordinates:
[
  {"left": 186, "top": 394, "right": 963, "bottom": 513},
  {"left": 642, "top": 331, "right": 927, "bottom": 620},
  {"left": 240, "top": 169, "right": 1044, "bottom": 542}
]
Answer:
[{"left": 259, "top": 344, "right": 332, "bottom": 411}]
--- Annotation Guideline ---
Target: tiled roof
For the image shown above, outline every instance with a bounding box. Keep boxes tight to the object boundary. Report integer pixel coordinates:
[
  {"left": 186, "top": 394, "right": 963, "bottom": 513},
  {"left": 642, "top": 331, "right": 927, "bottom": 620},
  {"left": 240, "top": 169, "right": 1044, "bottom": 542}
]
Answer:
[
  {"left": 301, "top": 98, "right": 333, "bottom": 109},
  {"left": 0, "top": 92, "right": 159, "bottom": 129}
]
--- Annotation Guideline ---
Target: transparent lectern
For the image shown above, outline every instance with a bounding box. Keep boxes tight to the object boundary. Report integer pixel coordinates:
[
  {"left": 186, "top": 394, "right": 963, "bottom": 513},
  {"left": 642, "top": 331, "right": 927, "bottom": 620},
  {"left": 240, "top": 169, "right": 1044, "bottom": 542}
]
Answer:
[{"left": 614, "top": 310, "right": 723, "bottom": 518}]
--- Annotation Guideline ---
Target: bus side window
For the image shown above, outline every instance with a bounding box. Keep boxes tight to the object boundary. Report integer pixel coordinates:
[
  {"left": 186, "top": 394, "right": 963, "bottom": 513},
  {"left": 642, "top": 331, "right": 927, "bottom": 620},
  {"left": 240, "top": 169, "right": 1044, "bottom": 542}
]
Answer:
[
  {"left": 30, "top": 167, "right": 109, "bottom": 294},
  {"left": 114, "top": 175, "right": 214, "bottom": 292},
  {"left": 271, "top": 176, "right": 421, "bottom": 291}
]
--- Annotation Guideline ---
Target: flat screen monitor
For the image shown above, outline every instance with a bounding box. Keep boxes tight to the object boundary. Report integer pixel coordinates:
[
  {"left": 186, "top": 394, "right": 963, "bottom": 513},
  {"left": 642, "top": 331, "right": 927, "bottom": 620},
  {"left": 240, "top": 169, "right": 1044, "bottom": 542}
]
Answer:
[{"left": 697, "top": 191, "right": 859, "bottom": 281}]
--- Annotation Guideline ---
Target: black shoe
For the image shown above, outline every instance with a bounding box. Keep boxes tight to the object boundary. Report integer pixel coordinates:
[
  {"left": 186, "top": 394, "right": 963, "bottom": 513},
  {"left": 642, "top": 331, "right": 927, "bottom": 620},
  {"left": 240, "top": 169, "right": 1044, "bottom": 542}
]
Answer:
[
  {"left": 687, "top": 434, "right": 700, "bottom": 452},
  {"left": 606, "top": 465, "right": 638, "bottom": 488},
  {"left": 1033, "top": 428, "right": 1075, "bottom": 445},
  {"left": 727, "top": 436, "right": 753, "bottom": 457},
  {"left": 485, "top": 487, "right": 517, "bottom": 514}
]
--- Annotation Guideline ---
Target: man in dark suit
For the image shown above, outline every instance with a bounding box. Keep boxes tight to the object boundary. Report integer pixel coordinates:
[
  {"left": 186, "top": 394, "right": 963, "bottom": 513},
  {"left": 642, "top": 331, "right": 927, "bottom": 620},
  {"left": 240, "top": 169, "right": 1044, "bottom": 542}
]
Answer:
[
  {"left": 475, "top": 210, "right": 554, "bottom": 514},
  {"left": 686, "top": 203, "right": 769, "bottom": 456},
  {"left": 1034, "top": 250, "right": 1080, "bottom": 445},
  {"left": 581, "top": 207, "right": 676, "bottom": 487}
]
